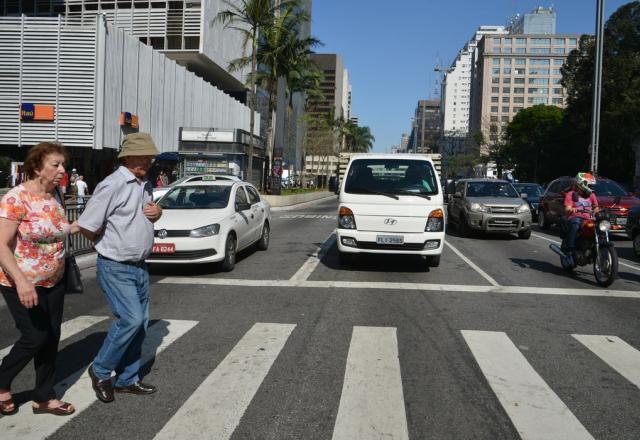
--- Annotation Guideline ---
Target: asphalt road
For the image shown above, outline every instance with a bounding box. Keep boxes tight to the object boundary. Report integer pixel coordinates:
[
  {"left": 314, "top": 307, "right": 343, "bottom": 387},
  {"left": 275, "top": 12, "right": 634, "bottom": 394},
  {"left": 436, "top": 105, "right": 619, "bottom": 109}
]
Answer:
[{"left": 1, "top": 196, "right": 640, "bottom": 440}]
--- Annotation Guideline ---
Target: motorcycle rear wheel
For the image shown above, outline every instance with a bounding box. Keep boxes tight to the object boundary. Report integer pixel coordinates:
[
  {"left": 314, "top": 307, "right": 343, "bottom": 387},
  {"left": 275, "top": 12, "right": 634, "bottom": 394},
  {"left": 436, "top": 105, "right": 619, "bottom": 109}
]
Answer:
[{"left": 593, "top": 246, "right": 618, "bottom": 287}]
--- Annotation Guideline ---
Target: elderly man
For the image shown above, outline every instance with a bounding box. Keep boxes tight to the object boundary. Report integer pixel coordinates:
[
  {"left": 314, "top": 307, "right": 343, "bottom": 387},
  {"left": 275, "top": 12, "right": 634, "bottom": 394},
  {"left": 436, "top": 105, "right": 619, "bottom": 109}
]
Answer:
[{"left": 76, "top": 132, "right": 162, "bottom": 403}]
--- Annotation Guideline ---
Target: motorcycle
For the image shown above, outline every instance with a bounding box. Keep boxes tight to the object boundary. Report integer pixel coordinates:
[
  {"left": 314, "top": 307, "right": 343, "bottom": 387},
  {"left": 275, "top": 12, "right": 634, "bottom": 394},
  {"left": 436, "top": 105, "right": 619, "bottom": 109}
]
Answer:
[{"left": 549, "top": 209, "right": 618, "bottom": 287}]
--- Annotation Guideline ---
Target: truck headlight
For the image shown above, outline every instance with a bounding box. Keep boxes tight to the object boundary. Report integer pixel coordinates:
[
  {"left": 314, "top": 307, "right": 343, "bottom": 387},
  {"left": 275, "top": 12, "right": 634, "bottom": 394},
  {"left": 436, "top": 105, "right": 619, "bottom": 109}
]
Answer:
[
  {"left": 425, "top": 209, "right": 444, "bottom": 232},
  {"left": 469, "top": 202, "right": 489, "bottom": 213},
  {"left": 190, "top": 224, "right": 220, "bottom": 238},
  {"left": 339, "top": 206, "right": 357, "bottom": 229},
  {"left": 517, "top": 204, "right": 530, "bottom": 213}
]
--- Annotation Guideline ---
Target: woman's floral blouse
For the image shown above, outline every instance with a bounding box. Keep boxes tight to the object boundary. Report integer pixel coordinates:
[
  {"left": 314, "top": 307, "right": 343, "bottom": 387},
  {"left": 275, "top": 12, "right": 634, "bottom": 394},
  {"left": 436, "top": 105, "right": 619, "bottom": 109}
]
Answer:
[{"left": 0, "top": 185, "right": 70, "bottom": 288}]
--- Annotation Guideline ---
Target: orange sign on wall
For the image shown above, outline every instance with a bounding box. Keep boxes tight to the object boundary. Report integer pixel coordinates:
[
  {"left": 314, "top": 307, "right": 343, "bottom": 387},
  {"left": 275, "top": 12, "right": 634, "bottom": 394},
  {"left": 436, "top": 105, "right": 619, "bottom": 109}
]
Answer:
[
  {"left": 20, "top": 104, "right": 55, "bottom": 121},
  {"left": 119, "top": 112, "right": 139, "bottom": 128}
]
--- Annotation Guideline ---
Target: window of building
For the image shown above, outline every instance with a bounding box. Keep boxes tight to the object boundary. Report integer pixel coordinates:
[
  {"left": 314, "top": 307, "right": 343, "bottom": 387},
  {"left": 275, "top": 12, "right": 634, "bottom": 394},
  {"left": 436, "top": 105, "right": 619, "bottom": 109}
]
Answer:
[
  {"left": 502, "top": 106, "right": 510, "bottom": 113},
  {"left": 528, "top": 78, "right": 549, "bottom": 85},
  {"left": 568, "top": 38, "right": 577, "bottom": 45},
  {"left": 552, "top": 98, "right": 563, "bottom": 105},
  {"left": 184, "top": 36, "right": 200, "bottom": 50},
  {"left": 514, "top": 87, "right": 525, "bottom": 94},
  {"left": 513, "top": 107, "right": 523, "bottom": 113},
  {"left": 552, "top": 68, "right": 562, "bottom": 75},
  {"left": 491, "top": 96, "right": 499, "bottom": 103},
  {"left": 528, "top": 87, "right": 549, "bottom": 94},
  {"left": 530, "top": 59, "right": 550, "bottom": 66},
  {"left": 554, "top": 38, "right": 565, "bottom": 45},
  {"left": 553, "top": 48, "right": 565, "bottom": 54},
  {"left": 503, "top": 58, "right": 512, "bottom": 65},
  {"left": 530, "top": 48, "right": 551, "bottom": 54},
  {"left": 515, "top": 47, "right": 526, "bottom": 53},
  {"left": 529, "top": 68, "right": 550, "bottom": 75},
  {"left": 493, "top": 58, "right": 500, "bottom": 65},
  {"left": 528, "top": 97, "right": 548, "bottom": 104},
  {"left": 490, "top": 115, "right": 498, "bottom": 122},
  {"left": 553, "top": 88, "right": 563, "bottom": 94},
  {"left": 553, "top": 59, "right": 564, "bottom": 66},
  {"left": 503, "top": 77, "right": 511, "bottom": 84},
  {"left": 492, "top": 87, "right": 499, "bottom": 93},
  {"left": 515, "top": 68, "right": 526, "bottom": 75},
  {"left": 504, "top": 38, "right": 512, "bottom": 45},
  {"left": 492, "top": 77, "right": 500, "bottom": 84},
  {"left": 516, "top": 38, "right": 526, "bottom": 45},
  {"left": 501, "top": 115, "right": 509, "bottom": 122},
  {"left": 502, "top": 47, "right": 512, "bottom": 54},
  {"left": 491, "top": 106, "right": 499, "bottom": 113},
  {"left": 502, "top": 96, "right": 510, "bottom": 103},
  {"left": 514, "top": 77, "right": 525, "bottom": 84},
  {"left": 503, "top": 68, "right": 511, "bottom": 74},
  {"left": 513, "top": 97, "right": 524, "bottom": 103},
  {"left": 492, "top": 68, "right": 500, "bottom": 75},
  {"left": 493, "top": 38, "right": 502, "bottom": 44},
  {"left": 531, "top": 38, "right": 551, "bottom": 45},
  {"left": 515, "top": 58, "right": 526, "bottom": 65},
  {"left": 503, "top": 87, "right": 510, "bottom": 94},
  {"left": 552, "top": 77, "right": 562, "bottom": 84}
]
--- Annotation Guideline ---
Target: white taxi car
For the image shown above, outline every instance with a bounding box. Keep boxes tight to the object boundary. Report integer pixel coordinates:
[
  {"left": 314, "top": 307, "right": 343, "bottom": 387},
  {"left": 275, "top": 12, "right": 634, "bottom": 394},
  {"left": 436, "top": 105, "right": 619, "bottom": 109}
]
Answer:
[
  {"left": 336, "top": 154, "right": 445, "bottom": 268},
  {"left": 147, "top": 178, "right": 270, "bottom": 271},
  {"left": 152, "top": 174, "right": 241, "bottom": 201}
]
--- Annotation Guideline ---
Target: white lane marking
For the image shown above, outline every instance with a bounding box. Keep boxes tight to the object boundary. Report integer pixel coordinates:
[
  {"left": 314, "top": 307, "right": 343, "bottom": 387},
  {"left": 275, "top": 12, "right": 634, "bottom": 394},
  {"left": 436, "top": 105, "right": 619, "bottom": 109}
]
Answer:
[
  {"left": 154, "top": 323, "right": 295, "bottom": 440},
  {"left": 332, "top": 327, "right": 409, "bottom": 440},
  {"left": 0, "top": 315, "right": 108, "bottom": 360},
  {"left": 276, "top": 214, "right": 335, "bottom": 219},
  {"left": 573, "top": 335, "right": 640, "bottom": 389},
  {"left": 0, "top": 319, "right": 198, "bottom": 440},
  {"left": 532, "top": 232, "right": 640, "bottom": 273},
  {"left": 158, "top": 277, "right": 640, "bottom": 299},
  {"left": 462, "top": 330, "right": 594, "bottom": 440},
  {"left": 289, "top": 232, "right": 336, "bottom": 282},
  {"left": 444, "top": 241, "right": 499, "bottom": 286}
]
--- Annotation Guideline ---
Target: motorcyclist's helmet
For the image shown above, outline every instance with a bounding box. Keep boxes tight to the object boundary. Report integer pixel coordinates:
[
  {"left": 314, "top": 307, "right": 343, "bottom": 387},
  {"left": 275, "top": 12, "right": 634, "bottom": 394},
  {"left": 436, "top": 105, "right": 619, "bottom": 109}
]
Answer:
[{"left": 575, "top": 172, "right": 596, "bottom": 195}]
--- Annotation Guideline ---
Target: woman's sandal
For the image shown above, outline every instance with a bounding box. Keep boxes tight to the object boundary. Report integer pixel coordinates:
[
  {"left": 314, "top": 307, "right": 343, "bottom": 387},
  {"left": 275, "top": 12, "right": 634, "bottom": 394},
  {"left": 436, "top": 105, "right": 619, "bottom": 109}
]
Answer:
[
  {"left": 0, "top": 397, "right": 18, "bottom": 416},
  {"left": 32, "top": 401, "right": 75, "bottom": 416}
]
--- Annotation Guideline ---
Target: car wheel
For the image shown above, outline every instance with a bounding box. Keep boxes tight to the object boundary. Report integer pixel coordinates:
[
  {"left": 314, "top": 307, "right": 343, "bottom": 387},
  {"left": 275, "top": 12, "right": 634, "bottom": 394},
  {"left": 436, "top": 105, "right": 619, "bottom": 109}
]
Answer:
[
  {"left": 338, "top": 251, "right": 354, "bottom": 265},
  {"left": 425, "top": 255, "right": 440, "bottom": 268},
  {"left": 257, "top": 222, "right": 270, "bottom": 251},
  {"left": 220, "top": 234, "right": 237, "bottom": 272},
  {"left": 538, "top": 209, "right": 549, "bottom": 230},
  {"left": 634, "top": 232, "right": 640, "bottom": 258},
  {"left": 518, "top": 228, "right": 531, "bottom": 239}
]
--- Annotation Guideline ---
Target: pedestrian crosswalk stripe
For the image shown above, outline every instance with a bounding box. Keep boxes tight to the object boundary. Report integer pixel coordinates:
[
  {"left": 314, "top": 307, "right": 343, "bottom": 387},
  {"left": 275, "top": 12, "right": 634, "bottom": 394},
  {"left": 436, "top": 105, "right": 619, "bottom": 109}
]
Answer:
[
  {"left": 573, "top": 335, "right": 640, "bottom": 389},
  {"left": 462, "top": 330, "right": 594, "bottom": 440},
  {"left": 0, "top": 315, "right": 108, "bottom": 361},
  {"left": 332, "top": 327, "right": 409, "bottom": 440},
  {"left": 0, "top": 319, "right": 198, "bottom": 440},
  {"left": 153, "top": 322, "right": 296, "bottom": 440}
]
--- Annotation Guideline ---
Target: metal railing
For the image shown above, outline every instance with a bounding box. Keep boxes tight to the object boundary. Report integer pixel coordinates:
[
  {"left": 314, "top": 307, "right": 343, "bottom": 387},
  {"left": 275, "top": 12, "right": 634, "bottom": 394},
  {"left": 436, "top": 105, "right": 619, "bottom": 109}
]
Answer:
[{"left": 64, "top": 201, "right": 95, "bottom": 255}]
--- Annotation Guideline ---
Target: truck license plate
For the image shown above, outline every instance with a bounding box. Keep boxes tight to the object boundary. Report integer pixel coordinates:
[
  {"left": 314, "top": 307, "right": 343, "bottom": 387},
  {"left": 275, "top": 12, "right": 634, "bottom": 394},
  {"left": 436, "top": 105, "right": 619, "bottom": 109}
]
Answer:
[
  {"left": 615, "top": 217, "right": 627, "bottom": 226},
  {"left": 153, "top": 243, "right": 175, "bottom": 254},
  {"left": 376, "top": 235, "right": 404, "bottom": 245}
]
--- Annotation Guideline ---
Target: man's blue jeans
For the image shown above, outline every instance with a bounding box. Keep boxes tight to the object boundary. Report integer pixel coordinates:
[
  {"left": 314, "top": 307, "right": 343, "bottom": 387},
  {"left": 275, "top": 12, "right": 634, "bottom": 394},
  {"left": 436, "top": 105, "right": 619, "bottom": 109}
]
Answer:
[
  {"left": 93, "top": 256, "right": 149, "bottom": 387},
  {"left": 566, "top": 217, "right": 585, "bottom": 251}
]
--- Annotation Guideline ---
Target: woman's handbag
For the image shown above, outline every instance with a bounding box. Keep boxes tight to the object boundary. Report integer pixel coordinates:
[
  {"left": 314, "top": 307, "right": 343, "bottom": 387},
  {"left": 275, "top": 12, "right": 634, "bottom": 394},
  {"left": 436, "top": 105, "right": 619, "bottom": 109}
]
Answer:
[{"left": 56, "top": 188, "right": 84, "bottom": 294}]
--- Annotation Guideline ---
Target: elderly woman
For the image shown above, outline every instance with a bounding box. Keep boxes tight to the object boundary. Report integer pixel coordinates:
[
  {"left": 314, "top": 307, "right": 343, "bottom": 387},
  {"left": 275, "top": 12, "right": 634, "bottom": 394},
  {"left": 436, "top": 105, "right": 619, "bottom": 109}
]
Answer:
[{"left": 0, "top": 142, "right": 79, "bottom": 416}]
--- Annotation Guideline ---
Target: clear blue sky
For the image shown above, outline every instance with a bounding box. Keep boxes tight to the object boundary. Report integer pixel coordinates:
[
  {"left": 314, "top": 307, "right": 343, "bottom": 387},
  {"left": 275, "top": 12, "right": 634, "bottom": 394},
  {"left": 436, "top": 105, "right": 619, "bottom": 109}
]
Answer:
[{"left": 310, "top": 0, "right": 630, "bottom": 153}]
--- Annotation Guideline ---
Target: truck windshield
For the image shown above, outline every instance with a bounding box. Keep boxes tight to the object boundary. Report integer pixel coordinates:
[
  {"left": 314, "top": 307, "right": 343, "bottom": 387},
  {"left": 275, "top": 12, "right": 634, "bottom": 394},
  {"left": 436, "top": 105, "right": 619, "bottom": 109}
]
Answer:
[{"left": 344, "top": 159, "right": 439, "bottom": 196}]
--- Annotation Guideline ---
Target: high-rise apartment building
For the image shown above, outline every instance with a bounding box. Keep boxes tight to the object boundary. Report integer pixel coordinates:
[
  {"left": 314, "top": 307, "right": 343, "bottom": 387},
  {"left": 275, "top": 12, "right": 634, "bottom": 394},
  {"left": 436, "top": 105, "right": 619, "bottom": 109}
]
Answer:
[
  {"left": 308, "top": 54, "right": 348, "bottom": 121},
  {"left": 400, "top": 133, "right": 409, "bottom": 152},
  {"left": 409, "top": 100, "right": 441, "bottom": 154},
  {"left": 469, "top": 8, "right": 579, "bottom": 156},
  {"left": 509, "top": 6, "right": 556, "bottom": 35}
]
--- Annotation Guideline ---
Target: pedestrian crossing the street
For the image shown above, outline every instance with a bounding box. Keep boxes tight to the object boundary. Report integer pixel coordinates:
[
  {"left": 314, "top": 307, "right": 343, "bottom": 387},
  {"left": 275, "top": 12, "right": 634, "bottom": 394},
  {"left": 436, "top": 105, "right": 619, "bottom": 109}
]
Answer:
[{"left": 1, "top": 316, "right": 640, "bottom": 439}]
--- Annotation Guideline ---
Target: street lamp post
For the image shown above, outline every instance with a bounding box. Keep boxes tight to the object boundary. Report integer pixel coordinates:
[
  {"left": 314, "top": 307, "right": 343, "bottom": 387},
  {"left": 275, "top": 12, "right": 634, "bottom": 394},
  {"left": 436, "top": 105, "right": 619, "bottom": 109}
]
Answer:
[{"left": 590, "top": 0, "right": 605, "bottom": 175}]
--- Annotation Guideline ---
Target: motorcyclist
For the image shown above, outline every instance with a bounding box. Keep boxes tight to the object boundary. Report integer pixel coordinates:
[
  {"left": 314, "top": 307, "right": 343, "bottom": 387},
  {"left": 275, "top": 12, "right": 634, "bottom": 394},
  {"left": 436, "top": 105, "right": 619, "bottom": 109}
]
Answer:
[{"left": 563, "top": 172, "right": 599, "bottom": 265}]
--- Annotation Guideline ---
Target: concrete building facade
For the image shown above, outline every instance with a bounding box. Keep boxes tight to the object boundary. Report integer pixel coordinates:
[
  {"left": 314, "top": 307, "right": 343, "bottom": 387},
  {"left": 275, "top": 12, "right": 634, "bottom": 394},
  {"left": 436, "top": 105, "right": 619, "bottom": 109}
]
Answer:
[{"left": 409, "top": 100, "right": 441, "bottom": 154}]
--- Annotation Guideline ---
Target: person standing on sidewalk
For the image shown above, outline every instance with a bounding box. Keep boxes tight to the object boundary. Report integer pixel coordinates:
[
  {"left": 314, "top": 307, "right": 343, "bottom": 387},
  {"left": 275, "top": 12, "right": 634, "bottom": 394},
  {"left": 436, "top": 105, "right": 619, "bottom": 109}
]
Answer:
[{"left": 76, "top": 132, "right": 162, "bottom": 403}]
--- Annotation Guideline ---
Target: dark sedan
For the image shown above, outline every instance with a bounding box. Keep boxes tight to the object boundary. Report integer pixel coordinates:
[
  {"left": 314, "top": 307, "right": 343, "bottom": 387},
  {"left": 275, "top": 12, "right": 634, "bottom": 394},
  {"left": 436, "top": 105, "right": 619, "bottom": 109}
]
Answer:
[{"left": 512, "top": 183, "right": 544, "bottom": 219}]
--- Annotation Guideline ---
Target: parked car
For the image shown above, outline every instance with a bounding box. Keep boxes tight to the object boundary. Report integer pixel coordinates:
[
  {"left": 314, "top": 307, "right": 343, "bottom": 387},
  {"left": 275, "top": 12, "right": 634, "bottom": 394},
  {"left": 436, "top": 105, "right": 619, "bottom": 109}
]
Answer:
[
  {"left": 512, "top": 182, "right": 545, "bottom": 219},
  {"left": 448, "top": 178, "right": 532, "bottom": 239},
  {"left": 152, "top": 174, "right": 241, "bottom": 201},
  {"left": 538, "top": 176, "right": 640, "bottom": 233},
  {"left": 336, "top": 154, "right": 445, "bottom": 268},
  {"left": 625, "top": 206, "right": 640, "bottom": 257},
  {"left": 147, "top": 180, "right": 270, "bottom": 271}
]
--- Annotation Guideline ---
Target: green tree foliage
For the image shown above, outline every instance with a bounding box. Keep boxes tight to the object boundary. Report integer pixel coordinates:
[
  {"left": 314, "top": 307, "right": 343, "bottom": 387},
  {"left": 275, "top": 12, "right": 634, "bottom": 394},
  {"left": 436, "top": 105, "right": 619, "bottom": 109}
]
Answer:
[
  {"left": 562, "top": 1, "right": 640, "bottom": 184},
  {"left": 503, "top": 105, "right": 564, "bottom": 182},
  {"left": 443, "top": 154, "right": 477, "bottom": 178}
]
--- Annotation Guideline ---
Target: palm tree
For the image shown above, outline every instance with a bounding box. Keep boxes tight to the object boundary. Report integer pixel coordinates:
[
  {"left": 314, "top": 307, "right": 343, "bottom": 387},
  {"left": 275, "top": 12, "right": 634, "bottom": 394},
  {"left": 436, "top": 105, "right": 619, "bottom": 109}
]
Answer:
[
  {"left": 216, "top": 0, "right": 297, "bottom": 182},
  {"left": 348, "top": 125, "right": 375, "bottom": 152}
]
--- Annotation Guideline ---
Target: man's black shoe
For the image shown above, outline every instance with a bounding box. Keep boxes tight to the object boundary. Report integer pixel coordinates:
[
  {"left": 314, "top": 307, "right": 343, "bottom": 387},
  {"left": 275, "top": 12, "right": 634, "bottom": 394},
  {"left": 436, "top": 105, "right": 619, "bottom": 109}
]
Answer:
[
  {"left": 88, "top": 363, "right": 114, "bottom": 403},
  {"left": 114, "top": 382, "right": 157, "bottom": 395}
]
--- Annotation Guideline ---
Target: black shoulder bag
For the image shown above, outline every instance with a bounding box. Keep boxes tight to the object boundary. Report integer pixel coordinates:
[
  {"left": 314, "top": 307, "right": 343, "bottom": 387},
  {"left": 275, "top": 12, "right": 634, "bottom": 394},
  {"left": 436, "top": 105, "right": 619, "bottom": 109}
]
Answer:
[{"left": 56, "top": 189, "right": 84, "bottom": 294}]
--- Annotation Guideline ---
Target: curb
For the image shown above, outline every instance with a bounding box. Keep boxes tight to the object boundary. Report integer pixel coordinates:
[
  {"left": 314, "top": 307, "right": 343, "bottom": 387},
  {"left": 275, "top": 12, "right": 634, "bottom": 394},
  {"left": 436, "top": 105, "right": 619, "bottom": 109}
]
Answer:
[{"left": 270, "top": 194, "right": 337, "bottom": 211}]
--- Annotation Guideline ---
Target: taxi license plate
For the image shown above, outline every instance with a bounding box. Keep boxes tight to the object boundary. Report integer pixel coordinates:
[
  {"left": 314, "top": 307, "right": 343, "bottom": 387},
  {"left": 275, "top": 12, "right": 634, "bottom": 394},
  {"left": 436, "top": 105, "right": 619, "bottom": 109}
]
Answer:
[
  {"left": 615, "top": 217, "right": 627, "bottom": 226},
  {"left": 376, "top": 235, "right": 404, "bottom": 245},
  {"left": 152, "top": 243, "right": 175, "bottom": 254}
]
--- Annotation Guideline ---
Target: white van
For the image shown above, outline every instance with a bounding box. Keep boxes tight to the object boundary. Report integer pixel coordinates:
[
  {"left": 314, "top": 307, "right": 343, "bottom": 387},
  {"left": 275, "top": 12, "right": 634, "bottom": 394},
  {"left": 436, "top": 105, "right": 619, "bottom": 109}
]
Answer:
[{"left": 336, "top": 154, "right": 445, "bottom": 268}]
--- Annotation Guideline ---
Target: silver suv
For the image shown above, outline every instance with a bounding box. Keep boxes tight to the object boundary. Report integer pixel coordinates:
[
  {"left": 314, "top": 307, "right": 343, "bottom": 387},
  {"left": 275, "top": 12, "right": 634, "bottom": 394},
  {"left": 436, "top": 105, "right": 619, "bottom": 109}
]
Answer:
[{"left": 448, "top": 179, "right": 532, "bottom": 239}]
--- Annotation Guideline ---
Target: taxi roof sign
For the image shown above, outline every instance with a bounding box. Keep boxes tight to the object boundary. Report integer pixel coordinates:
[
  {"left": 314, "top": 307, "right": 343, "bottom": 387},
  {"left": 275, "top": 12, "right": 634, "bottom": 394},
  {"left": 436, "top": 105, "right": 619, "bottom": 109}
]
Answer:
[{"left": 202, "top": 175, "right": 216, "bottom": 181}]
